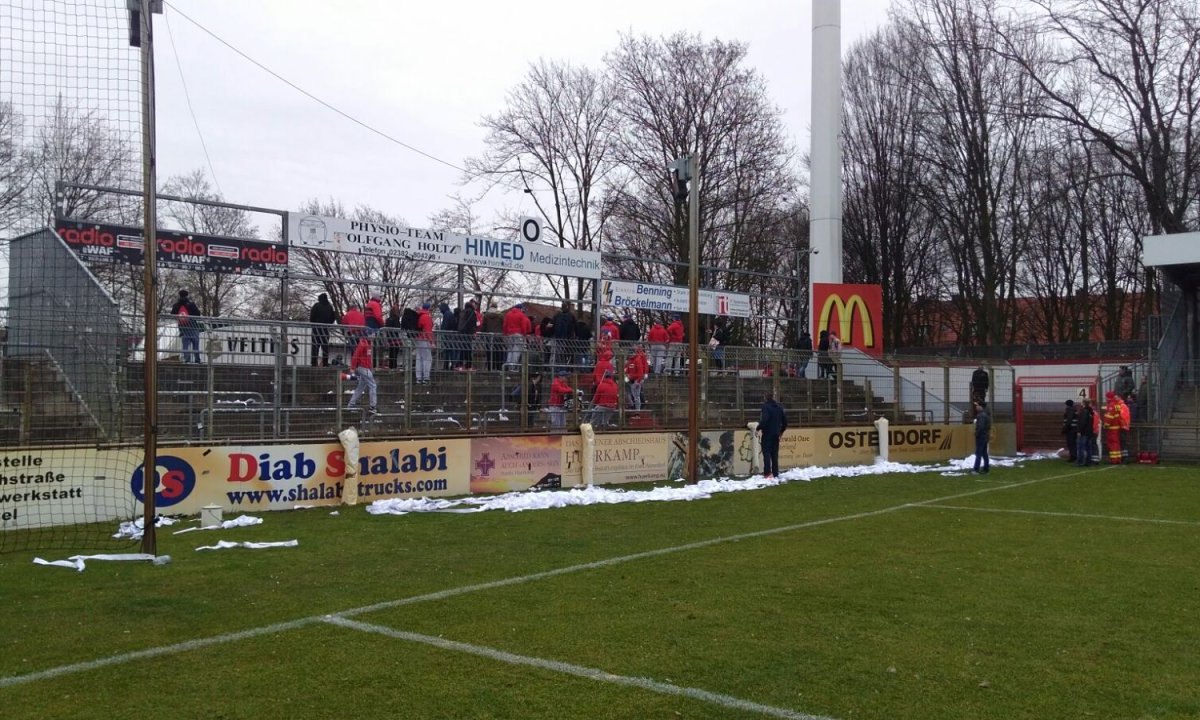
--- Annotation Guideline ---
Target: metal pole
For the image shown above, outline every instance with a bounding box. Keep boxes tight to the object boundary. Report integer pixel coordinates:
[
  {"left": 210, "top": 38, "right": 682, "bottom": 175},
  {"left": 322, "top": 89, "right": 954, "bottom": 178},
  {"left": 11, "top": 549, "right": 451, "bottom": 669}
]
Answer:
[
  {"left": 138, "top": 0, "right": 160, "bottom": 556},
  {"left": 686, "top": 154, "right": 701, "bottom": 484}
]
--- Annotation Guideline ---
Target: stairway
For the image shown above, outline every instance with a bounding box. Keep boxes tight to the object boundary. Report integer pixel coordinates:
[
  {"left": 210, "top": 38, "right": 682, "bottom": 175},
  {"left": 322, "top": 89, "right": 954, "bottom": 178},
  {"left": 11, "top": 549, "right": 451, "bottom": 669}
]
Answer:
[
  {"left": 1161, "top": 387, "right": 1200, "bottom": 459},
  {"left": 0, "top": 358, "right": 104, "bottom": 446}
]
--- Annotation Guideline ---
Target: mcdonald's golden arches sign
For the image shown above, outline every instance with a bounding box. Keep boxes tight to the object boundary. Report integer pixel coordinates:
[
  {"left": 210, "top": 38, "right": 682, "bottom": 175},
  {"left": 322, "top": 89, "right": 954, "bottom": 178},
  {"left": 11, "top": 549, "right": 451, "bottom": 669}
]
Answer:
[{"left": 812, "top": 283, "right": 884, "bottom": 358}]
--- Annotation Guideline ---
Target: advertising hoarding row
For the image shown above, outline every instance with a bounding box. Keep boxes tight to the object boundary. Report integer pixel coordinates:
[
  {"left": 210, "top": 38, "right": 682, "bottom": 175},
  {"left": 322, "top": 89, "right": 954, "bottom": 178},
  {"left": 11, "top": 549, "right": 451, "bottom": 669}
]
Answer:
[{"left": 0, "top": 423, "right": 1013, "bottom": 530}]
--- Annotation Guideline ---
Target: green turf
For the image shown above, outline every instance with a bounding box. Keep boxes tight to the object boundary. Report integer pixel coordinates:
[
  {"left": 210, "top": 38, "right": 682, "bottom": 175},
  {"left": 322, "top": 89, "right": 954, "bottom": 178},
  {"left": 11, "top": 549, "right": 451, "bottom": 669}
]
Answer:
[{"left": 1, "top": 460, "right": 1197, "bottom": 719}]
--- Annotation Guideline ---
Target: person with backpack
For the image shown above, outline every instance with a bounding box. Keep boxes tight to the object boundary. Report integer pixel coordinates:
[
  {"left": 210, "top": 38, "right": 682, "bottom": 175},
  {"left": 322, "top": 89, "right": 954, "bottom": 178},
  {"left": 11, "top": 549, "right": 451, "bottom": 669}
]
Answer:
[{"left": 171, "top": 289, "right": 202, "bottom": 364}]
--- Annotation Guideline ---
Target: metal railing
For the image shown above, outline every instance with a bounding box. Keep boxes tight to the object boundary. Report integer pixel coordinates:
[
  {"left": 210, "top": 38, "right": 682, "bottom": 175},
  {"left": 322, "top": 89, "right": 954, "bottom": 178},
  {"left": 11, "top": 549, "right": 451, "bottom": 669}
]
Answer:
[{"left": 1, "top": 310, "right": 1031, "bottom": 447}]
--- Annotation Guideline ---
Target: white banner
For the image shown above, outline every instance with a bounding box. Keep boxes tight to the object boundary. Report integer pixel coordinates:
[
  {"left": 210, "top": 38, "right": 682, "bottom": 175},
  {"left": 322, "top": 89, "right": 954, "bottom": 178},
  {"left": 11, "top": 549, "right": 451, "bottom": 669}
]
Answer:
[
  {"left": 286, "top": 213, "right": 601, "bottom": 279},
  {"left": 601, "top": 279, "right": 752, "bottom": 318}
]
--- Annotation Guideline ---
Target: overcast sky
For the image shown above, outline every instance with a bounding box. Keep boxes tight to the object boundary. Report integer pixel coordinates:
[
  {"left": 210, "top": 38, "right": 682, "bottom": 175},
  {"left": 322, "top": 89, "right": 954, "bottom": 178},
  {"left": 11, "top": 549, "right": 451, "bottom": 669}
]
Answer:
[{"left": 155, "top": 0, "right": 894, "bottom": 233}]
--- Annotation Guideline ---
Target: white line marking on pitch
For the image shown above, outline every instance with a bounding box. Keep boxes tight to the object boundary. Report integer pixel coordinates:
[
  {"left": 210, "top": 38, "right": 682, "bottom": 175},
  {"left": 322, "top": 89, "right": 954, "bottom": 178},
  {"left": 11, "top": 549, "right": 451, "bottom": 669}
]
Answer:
[
  {"left": 0, "top": 465, "right": 1093, "bottom": 690},
  {"left": 916, "top": 503, "right": 1200, "bottom": 526},
  {"left": 0, "top": 618, "right": 317, "bottom": 689},
  {"left": 322, "top": 616, "right": 836, "bottom": 720}
]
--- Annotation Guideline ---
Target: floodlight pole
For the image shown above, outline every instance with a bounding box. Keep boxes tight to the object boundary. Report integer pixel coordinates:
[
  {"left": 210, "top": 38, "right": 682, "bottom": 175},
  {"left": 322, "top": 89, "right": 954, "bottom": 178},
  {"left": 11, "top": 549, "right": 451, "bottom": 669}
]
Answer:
[
  {"left": 685, "top": 154, "right": 700, "bottom": 485},
  {"left": 134, "top": 0, "right": 163, "bottom": 555}
]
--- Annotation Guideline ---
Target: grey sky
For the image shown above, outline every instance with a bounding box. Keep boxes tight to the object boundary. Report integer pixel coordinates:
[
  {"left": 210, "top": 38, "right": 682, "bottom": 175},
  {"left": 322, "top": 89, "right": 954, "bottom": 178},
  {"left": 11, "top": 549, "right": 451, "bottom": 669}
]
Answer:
[{"left": 155, "top": 0, "right": 893, "bottom": 232}]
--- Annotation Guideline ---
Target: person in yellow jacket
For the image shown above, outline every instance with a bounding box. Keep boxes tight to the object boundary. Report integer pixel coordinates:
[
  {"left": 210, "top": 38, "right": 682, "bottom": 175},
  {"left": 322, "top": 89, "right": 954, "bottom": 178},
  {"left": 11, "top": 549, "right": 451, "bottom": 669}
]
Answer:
[
  {"left": 1117, "top": 394, "right": 1132, "bottom": 463},
  {"left": 1102, "top": 392, "right": 1124, "bottom": 465}
]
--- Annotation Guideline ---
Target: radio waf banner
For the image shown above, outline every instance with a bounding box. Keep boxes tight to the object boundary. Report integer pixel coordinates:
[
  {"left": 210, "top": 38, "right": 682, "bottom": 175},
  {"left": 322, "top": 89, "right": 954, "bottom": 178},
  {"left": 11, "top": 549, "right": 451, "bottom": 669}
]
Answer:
[{"left": 55, "top": 219, "right": 288, "bottom": 277}]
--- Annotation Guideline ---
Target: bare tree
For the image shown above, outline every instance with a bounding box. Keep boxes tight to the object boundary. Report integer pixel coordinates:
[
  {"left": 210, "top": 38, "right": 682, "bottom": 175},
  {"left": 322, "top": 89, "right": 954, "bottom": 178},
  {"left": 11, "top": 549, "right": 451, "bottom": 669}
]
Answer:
[
  {"left": 0, "top": 101, "right": 30, "bottom": 235},
  {"left": 22, "top": 97, "right": 137, "bottom": 226},
  {"left": 842, "top": 23, "right": 945, "bottom": 349},
  {"left": 427, "top": 195, "right": 515, "bottom": 309},
  {"left": 897, "top": 0, "right": 1044, "bottom": 345},
  {"left": 469, "top": 60, "right": 618, "bottom": 303},
  {"left": 996, "top": 0, "right": 1200, "bottom": 236},
  {"left": 603, "top": 32, "right": 796, "bottom": 305}
]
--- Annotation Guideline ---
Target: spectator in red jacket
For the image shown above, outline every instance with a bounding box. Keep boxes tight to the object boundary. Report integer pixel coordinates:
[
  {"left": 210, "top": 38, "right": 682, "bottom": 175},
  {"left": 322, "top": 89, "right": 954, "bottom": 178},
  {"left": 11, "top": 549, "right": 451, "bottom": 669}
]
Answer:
[
  {"left": 646, "top": 320, "right": 669, "bottom": 374},
  {"left": 625, "top": 345, "right": 649, "bottom": 410},
  {"left": 364, "top": 292, "right": 385, "bottom": 336},
  {"left": 414, "top": 303, "right": 434, "bottom": 385},
  {"left": 600, "top": 314, "right": 621, "bottom": 342},
  {"left": 548, "top": 370, "right": 574, "bottom": 430},
  {"left": 592, "top": 350, "right": 615, "bottom": 392},
  {"left": 666, "top": 314, "right": 685, "bottom": 374},
  {"left": 346, "top": 336, "right": 376, "bottom": 417},
  {"left": 340, "top": 303, "right": 366, "bottom": 364},
  {"left": 503, "top": 303, "right": 532, "bottom": 370},
  {"left": 590, "top": 370, "right": 619, "bottom": 428}
]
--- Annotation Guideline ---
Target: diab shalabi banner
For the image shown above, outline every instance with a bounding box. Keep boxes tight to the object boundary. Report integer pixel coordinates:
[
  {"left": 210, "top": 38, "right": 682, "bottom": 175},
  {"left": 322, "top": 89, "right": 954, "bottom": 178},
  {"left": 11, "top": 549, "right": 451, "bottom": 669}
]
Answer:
[
  {"left": 601, "top": 279, "right": 752, "bottom": 318},
  {"left": 128, "top": 440, "right": 471, "bottom": 515},
  {"left": 287, "top": 213, "right": 602, "bottom": 279},
  {"left": 811, "top": 283, "right": 884, "bottom": 357}
]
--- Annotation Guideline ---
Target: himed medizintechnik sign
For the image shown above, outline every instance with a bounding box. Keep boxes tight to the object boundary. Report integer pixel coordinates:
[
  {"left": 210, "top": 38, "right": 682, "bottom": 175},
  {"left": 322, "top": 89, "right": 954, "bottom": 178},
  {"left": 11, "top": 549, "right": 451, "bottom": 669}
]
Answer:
[{"left": 286, "top": 212, "right": 601, "bottom": 279}]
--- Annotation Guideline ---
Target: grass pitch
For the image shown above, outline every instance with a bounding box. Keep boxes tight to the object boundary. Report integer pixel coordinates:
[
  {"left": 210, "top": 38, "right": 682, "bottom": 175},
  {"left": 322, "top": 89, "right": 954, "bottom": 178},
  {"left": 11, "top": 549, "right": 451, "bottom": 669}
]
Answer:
[{"left": 1, "top": 459, "right": 1197, "bottom": 719}]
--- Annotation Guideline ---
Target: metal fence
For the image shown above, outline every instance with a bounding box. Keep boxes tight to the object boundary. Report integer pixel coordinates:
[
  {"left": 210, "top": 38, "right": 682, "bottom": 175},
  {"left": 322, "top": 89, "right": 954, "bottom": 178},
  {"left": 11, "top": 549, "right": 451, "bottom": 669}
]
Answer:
[{"left": 0, "top": 308, "right": 1021, "bottom": 448}]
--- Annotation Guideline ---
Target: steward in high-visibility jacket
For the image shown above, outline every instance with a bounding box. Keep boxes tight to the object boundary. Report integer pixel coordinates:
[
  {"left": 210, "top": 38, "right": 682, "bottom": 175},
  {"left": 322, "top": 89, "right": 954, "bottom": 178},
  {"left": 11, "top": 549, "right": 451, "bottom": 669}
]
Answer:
[
  {"left": 1102, "top": 392, "right": 1124, "bottom": 465},
  {"left": 1117, "top": 395, "right": 1132, "bottom": 463}
]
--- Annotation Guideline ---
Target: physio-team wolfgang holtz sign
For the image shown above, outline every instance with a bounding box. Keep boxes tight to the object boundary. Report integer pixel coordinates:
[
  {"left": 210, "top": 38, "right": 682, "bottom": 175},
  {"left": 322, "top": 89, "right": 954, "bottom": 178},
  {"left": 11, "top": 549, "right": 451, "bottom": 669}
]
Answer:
[{"left": 286, "top": 213, "right": 601, "bottom": 279}]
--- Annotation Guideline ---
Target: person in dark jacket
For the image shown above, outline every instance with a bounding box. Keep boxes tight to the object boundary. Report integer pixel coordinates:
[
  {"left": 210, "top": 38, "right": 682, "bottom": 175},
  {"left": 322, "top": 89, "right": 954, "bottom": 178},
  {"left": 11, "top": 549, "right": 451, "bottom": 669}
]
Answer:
[
  {"left": 795, "top": 329, "right": 813, "bottom": 378},
  {"left": 619, "top": 311, "right": 641, "bottom": 342},
  {"left": 384, "top": 305, "right": 404, "bottom": 370},
  {"left": 574, "top": 315, "right": 593, "bottom": 367},
  {"left": 973, "top": 400, "right": 991, "bottom": 474},
  {"left": 758, "top": 392, "right": 788, "bottom": 479},
  {"left": 456, "top": 300, "right": 478, "bottom": 370},
  {"left": 1077, "top": 397, "right": 1098, "bottom": 466},
  {"left": 817, "top": 330, "right": 831, "bottom": 379},
  {"left": 1062, "top": 399, "right": 1079, "bottom": 463},
  {"left": 971, "top": 365, "right": 990, "bottom": 405},
  {"left": 171, "top": 289, "right": 203, "bottom": 364},
  {"left": 551, "top": 302, "right": 575, "bottom": 368},
  {"left": 438, "top": 302, "right": 456, "bottom": 370},
  {"left": 309, "top": 293, "right": 337, "bottom": 367}
]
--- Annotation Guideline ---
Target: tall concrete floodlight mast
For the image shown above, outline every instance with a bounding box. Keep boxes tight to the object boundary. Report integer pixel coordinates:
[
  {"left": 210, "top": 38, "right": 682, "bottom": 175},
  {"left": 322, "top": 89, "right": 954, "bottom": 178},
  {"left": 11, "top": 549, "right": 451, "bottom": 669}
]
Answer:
[{"left": 810, "top": 0, "right": 843, "bottom": 309}]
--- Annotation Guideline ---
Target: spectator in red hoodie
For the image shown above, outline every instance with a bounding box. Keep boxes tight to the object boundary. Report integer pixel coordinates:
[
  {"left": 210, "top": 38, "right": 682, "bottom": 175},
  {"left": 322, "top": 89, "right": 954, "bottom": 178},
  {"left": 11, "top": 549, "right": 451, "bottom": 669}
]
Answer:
[
  {"left": 340, "top": 303, "right": 366, "bottom": 365},
  {"left": 346, "top": 335, "right": 376, "bottom": 417},
  {"left": 364, "top": 292, "right": 385, "bottom": 337},
  {"left": 646, "top": 319, "right": 669, "bottom": 374},
  {"left": 666, "top": 314, "right": 685, "bottom": 374},
  {"left": 414, "top": 302, "right": 434, "bottom": 385},
  {"left": 548, "top": 370, "right": 574, "bottom": 430},
  {"left": 592, "top": 349, "right": 615, "bottom": 392},
  {"left": 625, "top": 345, "right": 649, "bottom": 410},
  {"left": 503, "top": 302, "right": 532, "bottom": 370},
  {"left": 590, "top": 369, "right": 619, "bottom": 428}
]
